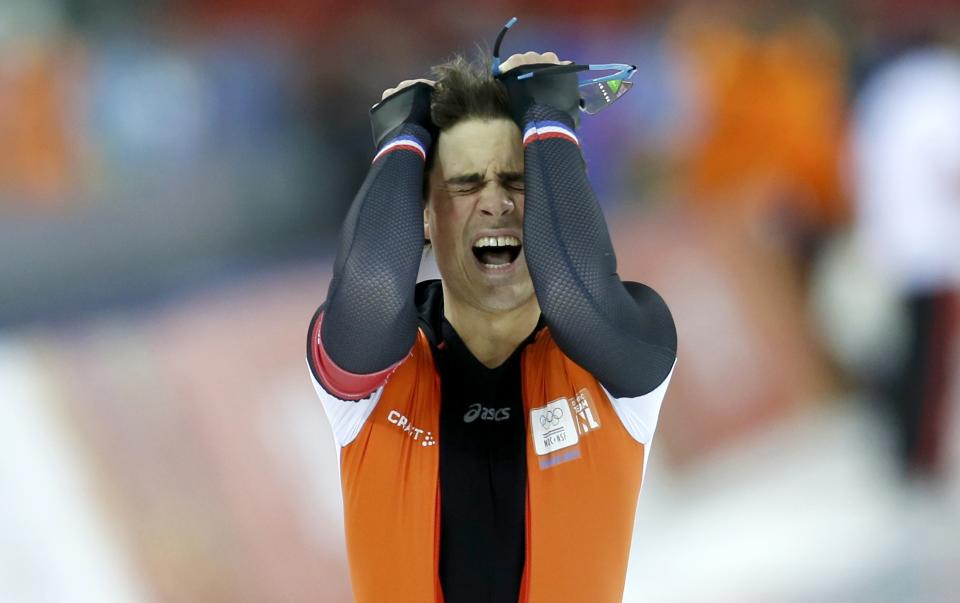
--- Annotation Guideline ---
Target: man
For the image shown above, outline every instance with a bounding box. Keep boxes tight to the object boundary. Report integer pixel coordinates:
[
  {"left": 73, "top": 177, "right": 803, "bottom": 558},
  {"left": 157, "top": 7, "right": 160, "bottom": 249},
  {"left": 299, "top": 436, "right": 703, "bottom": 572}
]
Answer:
[
  {"left": 307, "top": 50, "right": 677, "bottom": 603},
  {"left": 850, "top": 43, "right": 960, "bottom": 477}
]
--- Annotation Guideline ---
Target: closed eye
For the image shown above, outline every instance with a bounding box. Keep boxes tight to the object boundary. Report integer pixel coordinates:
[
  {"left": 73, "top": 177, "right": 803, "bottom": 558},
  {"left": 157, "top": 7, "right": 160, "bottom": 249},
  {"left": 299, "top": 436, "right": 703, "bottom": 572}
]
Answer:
[
  {"left": 448, "top": 183, "right": 483, "bottom": 195},
  {"left": 444, "top": 173, "right": 484, "bottom": 195},
  {"left": 500, "top": 172, "right": 524, "bottom": 192},
  {"left": 442, "top": 172, "right": 524, "bottom": 195}
]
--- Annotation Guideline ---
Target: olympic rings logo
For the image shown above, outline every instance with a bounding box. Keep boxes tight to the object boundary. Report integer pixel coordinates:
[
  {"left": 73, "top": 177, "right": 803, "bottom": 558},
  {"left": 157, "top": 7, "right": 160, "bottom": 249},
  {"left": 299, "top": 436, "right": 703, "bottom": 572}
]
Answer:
[{"left": 539, "top": 408, "right": 563, "bottom": 428}]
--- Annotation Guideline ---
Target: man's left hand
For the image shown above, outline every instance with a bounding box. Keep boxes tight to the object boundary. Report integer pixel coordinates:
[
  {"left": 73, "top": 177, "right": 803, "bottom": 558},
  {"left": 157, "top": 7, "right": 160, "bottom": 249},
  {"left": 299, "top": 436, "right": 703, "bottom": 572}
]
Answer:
[
  {"left": 499, "top": 51, "right": 571, "bottom": 74},
  {"left": 497, "top": 51, "right": 581, "bottom": 129}
]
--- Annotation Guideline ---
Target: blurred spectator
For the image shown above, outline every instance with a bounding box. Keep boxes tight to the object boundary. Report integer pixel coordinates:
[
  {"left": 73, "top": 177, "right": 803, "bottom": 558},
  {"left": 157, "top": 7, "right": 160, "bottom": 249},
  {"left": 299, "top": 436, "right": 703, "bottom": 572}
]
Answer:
[
  {"left": 849, "top": 42, "right": 960, "bottom": 477},
  {"left": 666, "top": 1, "right": 848, "bottom": 271},
  {"left": 0, "top": 1, "right": 73, "bottom": 209}
]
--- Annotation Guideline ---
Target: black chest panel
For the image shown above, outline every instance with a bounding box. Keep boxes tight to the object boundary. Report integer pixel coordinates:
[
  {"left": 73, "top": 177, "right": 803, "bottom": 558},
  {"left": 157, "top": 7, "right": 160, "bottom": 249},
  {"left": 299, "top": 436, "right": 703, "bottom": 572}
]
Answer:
[
  {"left": 436, "top": 317, "right": 528, "bottom": 603},
  {"left": 435, "top": 319, "right": 529, "bottom": 603}
]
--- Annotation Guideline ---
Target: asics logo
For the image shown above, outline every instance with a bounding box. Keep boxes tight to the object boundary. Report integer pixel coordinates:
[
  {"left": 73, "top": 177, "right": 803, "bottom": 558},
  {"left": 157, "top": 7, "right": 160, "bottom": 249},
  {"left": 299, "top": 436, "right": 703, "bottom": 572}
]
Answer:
[{"left": 463, "top": 403, "right": 511, "bottom": 423}]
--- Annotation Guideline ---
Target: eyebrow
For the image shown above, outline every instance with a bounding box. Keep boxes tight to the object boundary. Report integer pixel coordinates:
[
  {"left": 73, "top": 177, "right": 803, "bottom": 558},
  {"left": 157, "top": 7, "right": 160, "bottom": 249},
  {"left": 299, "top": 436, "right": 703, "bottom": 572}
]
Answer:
[
  {"left": 444, "top": 171, "right": 524, "bottom": 186},
  {"left": 444, "top": 173, "right": 485, "bottom": 186}
]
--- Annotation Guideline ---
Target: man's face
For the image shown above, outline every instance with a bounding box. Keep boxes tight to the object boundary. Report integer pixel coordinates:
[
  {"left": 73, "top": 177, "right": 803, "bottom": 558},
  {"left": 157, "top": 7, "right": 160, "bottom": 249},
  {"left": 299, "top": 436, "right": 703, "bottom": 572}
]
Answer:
[{"left": 425, "top": 117, "right": 534, "bottom": 313}]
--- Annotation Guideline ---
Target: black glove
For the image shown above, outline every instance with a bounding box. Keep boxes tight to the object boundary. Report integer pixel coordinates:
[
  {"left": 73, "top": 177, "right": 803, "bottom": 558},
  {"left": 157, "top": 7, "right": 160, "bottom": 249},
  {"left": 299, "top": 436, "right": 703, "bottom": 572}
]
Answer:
[
  {"left": 498, "top": 64, "right": 581, "bottom": 129},
  {"left": 369, "top": 82, "right": 436, "bottom": 149}
]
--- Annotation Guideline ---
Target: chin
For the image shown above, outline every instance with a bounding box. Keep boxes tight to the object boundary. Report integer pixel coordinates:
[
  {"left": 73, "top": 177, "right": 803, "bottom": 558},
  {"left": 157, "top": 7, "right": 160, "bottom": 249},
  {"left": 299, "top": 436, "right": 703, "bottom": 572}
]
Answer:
[
  {"left": 438, "top": 251, "right": 537, "bottom": 314},
  {"left": 477, "top": 279, "right": 536, "bottom": 313}
]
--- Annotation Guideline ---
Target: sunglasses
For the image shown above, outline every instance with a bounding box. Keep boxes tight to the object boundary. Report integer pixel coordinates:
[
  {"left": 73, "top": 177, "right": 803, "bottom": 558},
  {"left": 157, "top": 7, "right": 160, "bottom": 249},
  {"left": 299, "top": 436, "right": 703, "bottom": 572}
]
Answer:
[{"left": 492, "top": 17, "right": 636, "bottom": 115}]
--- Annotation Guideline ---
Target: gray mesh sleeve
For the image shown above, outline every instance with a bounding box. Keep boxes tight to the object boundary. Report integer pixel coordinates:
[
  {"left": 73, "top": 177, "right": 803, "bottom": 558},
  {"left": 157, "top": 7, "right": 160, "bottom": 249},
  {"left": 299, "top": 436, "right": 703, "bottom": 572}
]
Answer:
[
  {"left": 319, "top": 124, "right": 431, "bottom": 375},
  {"left": 521, "top": 105, "right": 677, "bottom": 398}
]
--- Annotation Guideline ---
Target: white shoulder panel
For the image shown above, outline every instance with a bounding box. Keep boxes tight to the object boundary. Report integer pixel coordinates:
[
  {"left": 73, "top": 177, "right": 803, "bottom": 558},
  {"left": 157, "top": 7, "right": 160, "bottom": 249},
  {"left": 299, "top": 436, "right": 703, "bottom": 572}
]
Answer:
[
  {"left": 308, "top": 362, "right": 384, "bottom": 448},
  {"left": 604, "top": 360, "right": 676, "bottom": 446}
]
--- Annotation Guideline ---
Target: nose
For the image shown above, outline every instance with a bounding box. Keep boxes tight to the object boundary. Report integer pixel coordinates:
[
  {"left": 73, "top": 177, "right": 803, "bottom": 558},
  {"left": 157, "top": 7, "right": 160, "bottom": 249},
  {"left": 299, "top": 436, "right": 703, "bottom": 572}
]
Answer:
[{"left": 478, "top": 185, "right": 516, "bottom": 217}]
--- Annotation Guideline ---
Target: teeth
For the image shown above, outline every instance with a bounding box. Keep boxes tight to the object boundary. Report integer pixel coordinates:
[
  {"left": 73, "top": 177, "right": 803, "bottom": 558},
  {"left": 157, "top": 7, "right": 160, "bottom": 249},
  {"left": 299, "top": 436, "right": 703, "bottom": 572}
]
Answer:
[{"left": 473, "top": 235, "right": 520, "bottom": 248}]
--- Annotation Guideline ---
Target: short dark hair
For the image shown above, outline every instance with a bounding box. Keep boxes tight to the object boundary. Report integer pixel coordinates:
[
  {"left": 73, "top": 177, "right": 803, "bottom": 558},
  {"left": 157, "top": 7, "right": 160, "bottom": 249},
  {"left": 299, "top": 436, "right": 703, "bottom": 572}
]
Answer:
[{"left": 429, "top": 52, "right": 511, "bottom": 131}]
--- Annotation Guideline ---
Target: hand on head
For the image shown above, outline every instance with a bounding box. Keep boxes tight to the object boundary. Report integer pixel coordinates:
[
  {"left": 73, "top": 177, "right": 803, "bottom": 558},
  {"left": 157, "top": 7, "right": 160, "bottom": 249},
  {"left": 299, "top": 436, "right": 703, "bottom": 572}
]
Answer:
[
  {"left": 380, "top": 78, "right": 435, "bottom": 103},
  {"left": 498, "top": 51, "right": 571, "bottom": 74},
  {"left": 377, "top": 50, "right": 570, "bottom": 105}
]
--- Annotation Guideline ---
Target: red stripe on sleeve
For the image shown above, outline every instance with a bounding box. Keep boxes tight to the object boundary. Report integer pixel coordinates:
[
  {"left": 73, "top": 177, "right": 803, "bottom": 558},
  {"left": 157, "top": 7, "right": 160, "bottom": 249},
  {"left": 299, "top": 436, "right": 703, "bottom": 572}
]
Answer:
[
  {"left": 523, "top": 131, "right": 579, "bottom": 147},
  {"left": 309, "top": 312, "right": 397, "bottom": 401}
]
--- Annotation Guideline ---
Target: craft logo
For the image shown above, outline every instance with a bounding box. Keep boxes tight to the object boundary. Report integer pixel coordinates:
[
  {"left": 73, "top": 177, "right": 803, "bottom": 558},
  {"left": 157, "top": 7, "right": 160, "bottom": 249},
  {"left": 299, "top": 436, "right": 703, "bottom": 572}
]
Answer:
[{"left": 387, "top": 410, "right": 437, "bottom": 447}]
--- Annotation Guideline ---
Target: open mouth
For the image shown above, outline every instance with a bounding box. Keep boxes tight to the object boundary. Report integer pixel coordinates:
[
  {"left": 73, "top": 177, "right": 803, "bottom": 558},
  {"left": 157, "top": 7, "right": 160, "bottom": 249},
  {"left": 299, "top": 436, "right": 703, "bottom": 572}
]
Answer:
[{"left": 472, "top": 235, "right": 522, "bottom": 270}]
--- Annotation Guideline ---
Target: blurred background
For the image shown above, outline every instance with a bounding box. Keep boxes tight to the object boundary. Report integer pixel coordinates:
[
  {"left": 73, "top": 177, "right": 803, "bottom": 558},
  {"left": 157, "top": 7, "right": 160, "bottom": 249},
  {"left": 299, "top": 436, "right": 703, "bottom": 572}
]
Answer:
[{"left": 2, "top": 0, "right": 959, "bottom": 600}]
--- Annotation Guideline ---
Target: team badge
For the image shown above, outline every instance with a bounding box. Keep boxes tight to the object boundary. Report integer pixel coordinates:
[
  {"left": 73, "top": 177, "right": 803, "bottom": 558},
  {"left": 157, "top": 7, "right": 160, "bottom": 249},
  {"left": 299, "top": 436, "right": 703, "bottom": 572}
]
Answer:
[
  {"left": 530, "top": 389, "right": 602, "bottom": 468},
  {"left": 530, "top": 397, "right": 579, "bottom": 455}
]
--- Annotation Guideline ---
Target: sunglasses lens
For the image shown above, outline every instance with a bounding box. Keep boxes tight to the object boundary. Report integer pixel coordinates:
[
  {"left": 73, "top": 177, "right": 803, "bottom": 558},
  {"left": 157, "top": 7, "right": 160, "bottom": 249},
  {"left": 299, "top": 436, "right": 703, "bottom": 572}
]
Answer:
[{"left": 579, "top": 78, "right": 633, "bottom": 114}]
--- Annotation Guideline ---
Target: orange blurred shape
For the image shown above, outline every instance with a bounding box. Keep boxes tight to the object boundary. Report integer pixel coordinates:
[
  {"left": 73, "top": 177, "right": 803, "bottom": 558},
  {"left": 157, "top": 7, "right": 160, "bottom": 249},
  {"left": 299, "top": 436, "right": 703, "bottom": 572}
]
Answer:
[
  {"left": 668, "top": 6, "right": 849, "bottom": 229},
  {"left": 0, "top": 46, "right": 73, "bottom": 209}
]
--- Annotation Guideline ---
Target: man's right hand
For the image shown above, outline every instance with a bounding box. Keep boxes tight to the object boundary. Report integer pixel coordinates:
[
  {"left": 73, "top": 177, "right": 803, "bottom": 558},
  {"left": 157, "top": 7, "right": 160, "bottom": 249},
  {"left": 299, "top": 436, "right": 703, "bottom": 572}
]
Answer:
[
  {"left": 370, "top": 79, "right": 436, "bottom": 149},
  {"left": 379, "top": 78, "right": 435, "bottom": 103}
]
